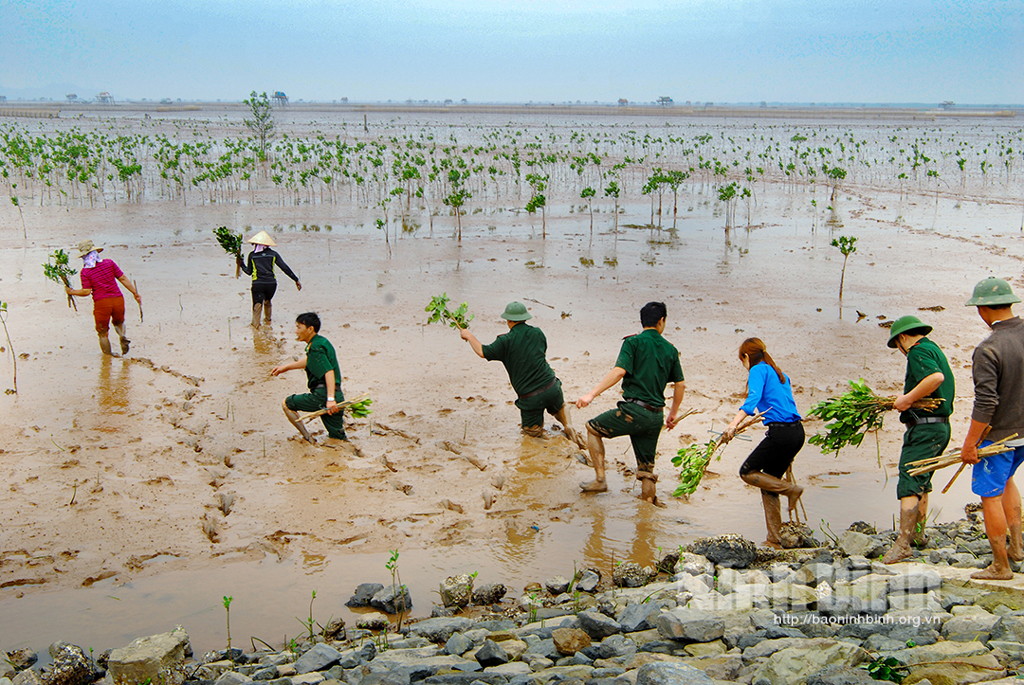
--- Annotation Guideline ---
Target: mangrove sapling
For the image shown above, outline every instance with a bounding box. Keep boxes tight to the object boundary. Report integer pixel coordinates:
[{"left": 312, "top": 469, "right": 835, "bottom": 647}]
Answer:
[
  {"left": 0, "top": 301, "right": 15, "bottom": 394},
  {"left": 425, "top": 293, "right": 473, "bottom": 329},
  {"left": 42, "top": 249, "right": 78, "bottom": 311},
  {"left": 213, "top": 226, "right": 243, "bottom": 278},
  {"left": 580, "top": 187, "right": 596, "bottom": 235},
  {"left": 604, "top": 180, "right": 620, "bottom": 234},
  {"left": 223, "top": 595, "right": 233, "bottom": 649},
  {"left": 386, "top": 549, "right": 407, "bottom": 630},
  {"left": 298, "top": 395, "right": 373, "bottom": 424},
  {"left": 672, "top": 409, "right": 760, "bottom": 496},
  {"left": 243, "top": 91, "right": 275, "bottom": 157},
  {"left": 295, "top": 590, "right": 318, "bottom": 640},
  {"left": 830, "top": 235, "right": 857, "bottom": 305}
]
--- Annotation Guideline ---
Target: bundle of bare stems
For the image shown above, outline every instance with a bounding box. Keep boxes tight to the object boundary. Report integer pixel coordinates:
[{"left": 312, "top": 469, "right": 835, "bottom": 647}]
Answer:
[{"left": 906, "top": 433, "right": 1018, "bottom": 477}]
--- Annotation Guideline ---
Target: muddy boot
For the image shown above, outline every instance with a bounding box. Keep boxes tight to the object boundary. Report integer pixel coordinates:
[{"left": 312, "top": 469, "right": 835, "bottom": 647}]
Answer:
[
  {"left": 98, "top": 334, "right": 116, "bottom": 357},
  {"left": 263, "top": 301, "right": 272, "bottom": 325},
  {"left": 522, "top": 425, "right": 546, "bottom": 439},
  {"left": 114, "top": 323, "right": 130, "bottom": 355},
  {"left": 742, "top": 471, "right": 804, "bottom": 520},
  {"left": 251, "top": 303, "right": 263, "bottom": 328},
  {"left": 762, "top": 491, "right": 783, "bottom": 549},
  {"left": 882, "top": 508, "right": 916, "bottom": 564},
  {"left": 282, "top": 400, "right": 313, "bottom": 443},
  {"left": 580, "top": 428, "right": 608, "bottom": 493},
  {"left": 637, "top": 471, "right": 660, "bottom": 505}
]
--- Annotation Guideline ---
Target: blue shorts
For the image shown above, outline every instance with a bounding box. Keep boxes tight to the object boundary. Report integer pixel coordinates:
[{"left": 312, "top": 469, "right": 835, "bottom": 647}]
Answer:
[{"left": 972, "top": 441, "right": 1024, "bottom": 498}]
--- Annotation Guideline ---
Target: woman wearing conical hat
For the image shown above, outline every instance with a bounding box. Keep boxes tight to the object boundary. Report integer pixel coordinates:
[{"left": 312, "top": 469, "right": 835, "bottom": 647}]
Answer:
[{"left": 238, "top": 230, "right": 301, "bottom": 328}]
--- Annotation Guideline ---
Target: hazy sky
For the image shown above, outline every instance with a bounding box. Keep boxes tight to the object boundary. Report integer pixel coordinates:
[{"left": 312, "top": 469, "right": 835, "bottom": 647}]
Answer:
[{"left": 3, "top": 0, "right": 1021, "bottom": 104}]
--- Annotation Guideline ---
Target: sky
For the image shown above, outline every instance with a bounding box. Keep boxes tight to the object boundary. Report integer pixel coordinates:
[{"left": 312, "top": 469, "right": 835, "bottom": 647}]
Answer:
[{"left": 2, "top": 0, "right": 1021, "bottom": 105}]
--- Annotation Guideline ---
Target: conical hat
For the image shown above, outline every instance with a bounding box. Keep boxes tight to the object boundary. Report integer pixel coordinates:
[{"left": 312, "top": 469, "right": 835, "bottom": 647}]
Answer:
[{"left": 247, "top": 230, "right": 277, "bottom": 246}]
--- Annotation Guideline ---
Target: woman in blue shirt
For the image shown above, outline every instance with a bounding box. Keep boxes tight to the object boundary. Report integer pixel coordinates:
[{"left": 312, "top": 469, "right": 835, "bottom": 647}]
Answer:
[{"left": 722, "top": 338, "right": 805, "bottom": 549}]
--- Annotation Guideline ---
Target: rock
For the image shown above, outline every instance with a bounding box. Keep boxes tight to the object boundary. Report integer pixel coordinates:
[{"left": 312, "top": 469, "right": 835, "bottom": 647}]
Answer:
[
  {"left": 346, "top": 583, "right": 385, "bottom": 608},
  {"left": 107, "top": 627, "right": 191, "bottom": 685},
  {"left": 293, "top": 644, "right": 342, "bottom": 674},
  {"left": 42, "top": 644, "right": 94, "bottom": 685},
  {"left": 12, "top": 672, "right": 42, "bottom": 685},
  {"left": 655, "top": 608, "right": 725, "bottom": 643},
  {"left": 445, "top": 633, "right": 473, "bottom": 656},
  {"left": 596, "top": 635, "right": 637, "bottom": 659},
  {"left": 290, "top": 674, "right": 324, "bottom": 685},
  {"left": 545, "top": 575, "right": 571, "bottom": 595},
  {"left": 439, "top": 574, "right": 474, "bottom": 608},
  {"left": 213, "top": 673, "right": 252, "bottom": 685},
  {"left": 657, "top": 551, "right": 681, "bottom": 575},
  {"left": 780, "top": 522, "right": 820, "bottom": 549},
  {"left": 576, "top": 569, "right": 601, "bottom": 593},
  {"left": 0, "top": 663, "right": 13, "bottom": 680},
  {"left": 753, "top": 639, "right": 870, "bottom": 685},
  {"left": 766, "top": 582, "right": 819, "bottom": 610},
  {"left": 551, "top": 628, "right": 591, "bottom": 655},
  {"left": 901, "top": 654, "right": 1004, "bottom": 684},
  {"left": 888, "top": 569, "right": 941, "bottom": 594},
  {"left": 471, "top": 583, "right": 507, "bottom": 605},
  {"left": 370, "top": 584, "right": 413, "bottom": 614},
  {"left": 942, "top": 607, "right": 1000, "bottom": 643},
  {"left": 619, "top": 602, "right": 661, "bottom": 633},
  {"left": 838, "top": 531, "right": 885, "bottom": 558},
  {"left": 612, "top": 562, "right": 654, "bottom": 588},
  {"left": 409, "top": 617, "right": 474, "bottom": 643},
  {"left": 889, "top": 640, "right": 989, "bottom": 666},
  {"left": 355, "top": 612, "right": 390, "bottom": 630},
  {"left": 321, "top": 618, "right": 345, "bottom": 642},
  {"left": 683, "top": 640, "right": 726, "bottom": 657},
  {"left": 473, "top": 640, "right": 508, "bottom": 668},
  {"left": 5, "top": 652, "right": 37, "bottom": 671},
  {"left": 635, "top": 661, "right": 715, "bottom": 685},
  {"left": 804, "top": 664, "right": 877, "bottom": 685},
  {"left": 691, "top": 534, "right": 758, "bottom": 569},
  {"left": 992, "top": 615, "right": 1024, "bottom": 643},
  {"left": 577, "top": 611, "right": 621, "bottom": 639}
]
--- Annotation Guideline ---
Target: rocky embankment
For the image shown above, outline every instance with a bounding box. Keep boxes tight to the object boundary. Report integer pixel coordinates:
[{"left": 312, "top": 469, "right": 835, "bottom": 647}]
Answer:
[{"left": 5, "top": 511, "right": 1024, "bottom": 685}]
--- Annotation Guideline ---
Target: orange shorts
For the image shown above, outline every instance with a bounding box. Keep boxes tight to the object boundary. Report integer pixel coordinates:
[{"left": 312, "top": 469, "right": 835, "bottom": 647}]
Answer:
[{"left": 93, "top": 297, "right": 125, "bottom": 333}]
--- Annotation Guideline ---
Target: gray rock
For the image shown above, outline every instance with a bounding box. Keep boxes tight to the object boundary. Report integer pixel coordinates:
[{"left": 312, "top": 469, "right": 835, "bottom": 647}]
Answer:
[
  {"left": 612, "top": 562, "right": 653, "bottom": 588},
  {"left": 804, "top": 664, "right": 877, "bottom": 685},
  {"left": 471, "top": 583, "right": 507, "bottom": 606},
  {"left": 838, "top": 531, "right": 884, "bottom": 558},
  {"left": 214, "top": 673, "right": 252, "bottom": 685},
  {"left": 0, "top": 663, "right": 14, "bottom": 681},
  {"left": 545, "top": 575, "right": 571, "bottom": 595},
  {"left": 656, "top": 608, "right": 726, "bottom": 643},
  {"left": 356, "top": 612, "right": 390, "bottom": 631},
  {"left": 370, "top": 585, "right": 413, "bottom": 614},
  {"left": 635, "top": 662, "right": 714, "bottom": 685},
  {"left": 346, "top": 583, "right": 385, "bottom": 608},
  {"left": 338, "top": 643, "right": 376, "bottom": 669},
  {"left": 577, "top": 611, "right": 621, "bottom": 639},
  {"left": 576, "top": 569, "right": 601, "bottom": 593},
  {"left": 42, "top": 644, "right": 95, "bottom": 685},
  {"left": 691, "top": 534, "right": 758, "bottom": 569},
  {"left": 6, "top": 652, "right": 37, "bottom": 672},
  {"left": 252, "top": 668, "right": 278, "bottom": 681},
  {"left": 753, "top": 639, "right": 870, "bottom": 685},
  {"left": 887, "top": 570, "right": 941, "bottom": 594},
  {"left": 473, "top": 641, "right": 508, "bottom": 668},
  {"left": 12, "top": 672, "right": 42, "bottom": 685},
  {"left": 293, "top": 645, "right": 342, "bottom": 674},
  {"left": 619, "top": 602, "right": 661, "bottom": 633},
  {"left": 993, "top": 615, "right": 1024, "bottom": 643},
  {"left": 440, "top": 575, "right": 474, "bottom": 609},
  {"left": 445, "top": 633, "right": 473, "bottom": 656},
  {"left": 522, "top": 639, "right": 559, "bottom": 660},
  {"left": 988, "top": 640, "right": 1024, "bottom": 658},
  {"left": 596, "top": 635, "right": 636, "bottom": 659},
  {"left": 941, "top": 608, "right": 1000, "bottom": 643},
  {"left": 107, "top": 627, "right": 191, "bottom": 685},
  {"left": 408, "top": 617, "right": 474, "bottom": 643}
]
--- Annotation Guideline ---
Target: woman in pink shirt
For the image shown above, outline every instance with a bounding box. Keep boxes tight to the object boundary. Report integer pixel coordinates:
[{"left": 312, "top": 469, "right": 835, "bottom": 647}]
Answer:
[{"left": 66, "top": 239, "right": 142, "bottom": 356}]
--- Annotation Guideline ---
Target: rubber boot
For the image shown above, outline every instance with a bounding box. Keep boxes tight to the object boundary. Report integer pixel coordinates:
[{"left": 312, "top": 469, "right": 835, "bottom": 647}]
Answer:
[
  {"left": 114, "top": 323, "right": 130, "bottom": 355},
  {"left": 742, "top": 471, "right": 804, "bottom": 520},
  {"left": 882, "top": 507, "right": 916, "bottom": 564},
  {"left": 762, "top": 491, "right": 783, "bottom": 549},
  {"left": 251, "top": 303, "right": 263, "bottom": 328},
  {"left": 263, "top": 301, "right": 272, "bottom": 325},
  {"left": 98, "top": 335, "right": 116, "bottom": 356},
  {"left": 637, "top": 471, "right": 659, "bottom": 505},
  {"left": 522, "top": 425, "right": 546, "bottom": 438}
]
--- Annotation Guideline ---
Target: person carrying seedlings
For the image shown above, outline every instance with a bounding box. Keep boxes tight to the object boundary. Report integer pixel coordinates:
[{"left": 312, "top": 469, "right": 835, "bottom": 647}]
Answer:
[
  {"left": 271, "top": 312, "right": 345, "bottom": 443},
  {"left": 879, "top": 316, "right": 954, "bottom": 564},
  {"left": 238, "top": 230, "right": 301, "bottom": 328},
  {"left": 575, "top": 302, "right": 685, "bottom": 504},
  {"left": 720, "top": 338, "right": 805, "bottom": 550},
  {"left": 960, "top": 277, "right": 1024, "bottom": 580},
  {"left": 460, "top": 301, "right": 585, "bottom": 446},
  {"left": 65, "top": 239, "right": 142, "bottom": 357}
]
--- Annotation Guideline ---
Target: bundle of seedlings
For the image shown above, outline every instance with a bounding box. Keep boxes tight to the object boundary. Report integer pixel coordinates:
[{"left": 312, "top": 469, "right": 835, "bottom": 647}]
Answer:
[
  {"left": 425, "top": 293, "right": 473, "bottom": 329},
  {"left": 299, "top": 395, "right": 373, "bottom": 423},
  {"left": 42, "top": 249, "right": 78, "bottom": 311},
  {"left": 213, "top": 226, "right": 244, "bottom": 278},
  {"left": 673, "top": 409, "right": 764, "bottom": 497},
  {"left": 807, "top": 379, "right": 943, "bottom": 455},
  {"left": 907, "top": 433, "right": 1018, "bottom": 476}
]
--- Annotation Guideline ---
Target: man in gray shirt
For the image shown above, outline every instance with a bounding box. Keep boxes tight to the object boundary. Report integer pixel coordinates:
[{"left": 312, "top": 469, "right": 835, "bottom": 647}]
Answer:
[{"left": 961, "top": 277, "right": 1024, "bottom": 580}]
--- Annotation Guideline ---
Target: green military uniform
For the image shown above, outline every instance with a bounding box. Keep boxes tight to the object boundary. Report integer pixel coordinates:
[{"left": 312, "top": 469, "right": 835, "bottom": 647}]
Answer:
[
  {"left": 588, "top": 329, "right": 685, "bottom": 471},
  {"left": 285, "top": 334, "right": 346, "bottom": 440},
  {"left": 897, "top": 337, "right": 954, "bottom": 499},
  {"left": 482, "top": 323, "right": 564, "bottom": 428}
]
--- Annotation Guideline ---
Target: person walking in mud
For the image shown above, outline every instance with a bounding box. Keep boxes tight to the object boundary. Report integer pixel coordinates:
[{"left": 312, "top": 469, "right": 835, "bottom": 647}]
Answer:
[
  {"left": 960, "top": 278, "right": 1024, "bottom": 580},
  {"left": 880, "top": 316, "right": 954, "bottom": 564},
  {"left": 460, "top": 301, "right": 586, "bottom": 447},
  {"left": 720, "top": 338, "right": 805, "bottom": 549},
  {"left": 65, "top": 239, "right": 142, "bottom": 357},
  {"left": 238, "top": 230, "right": 301, "bottom": 328},
  {"left": 575, "top": 302, "right": 685, "bottom": 504},
  {"left": 271, "top": 312, "right": 346, "bottom": 443}
]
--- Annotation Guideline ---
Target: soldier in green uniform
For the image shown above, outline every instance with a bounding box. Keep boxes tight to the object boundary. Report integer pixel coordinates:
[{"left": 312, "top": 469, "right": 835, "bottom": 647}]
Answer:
[
  {"left": 576, "top": 302, "right": 686, "bottom": 504},
  {"left": 272, "top": 312, "right": 346, "bottom": 442},
  {"left": 882, "top": 315, "right": 954, "bottom": 563},
  {"left": 460, "top": 301, "right": 585, "bottom": 447}
]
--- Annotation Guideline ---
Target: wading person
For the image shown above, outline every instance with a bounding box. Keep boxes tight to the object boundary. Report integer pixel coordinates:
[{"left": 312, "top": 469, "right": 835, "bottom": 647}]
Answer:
[
  {"left": 65, "top": 239, "right": 142, "bottom": 357},
  {"left": 238, "top": 230, "right": 301, "bottom": 328},
  {"left": 881, "top": 316, "right": 954, "bottom": 564},
  {"left": 460, "top": 302, "right": 585, "bottom": 446},
  {"left": 271, "top": 312, "right": 345, "bottom": 443},
  {"left": 576, "top": 302, "right": 685, "bottom": 504},
  {"left": 961, "top": 277, "right": 1024, "bottom": 580},
  {"left": 721, "top": 338, "right": 805, "bottom": 550}
]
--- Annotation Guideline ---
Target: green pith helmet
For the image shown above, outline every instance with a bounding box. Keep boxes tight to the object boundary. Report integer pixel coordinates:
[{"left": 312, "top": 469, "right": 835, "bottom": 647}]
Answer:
[
  {"left": 966, "top": 277, "right": 1022, "bottom": 307},
  {"left": 887, "top": 315, "right": 933, "bottom": 349},
  {"left": 501, "top": 301, "right": 532, "bottom": 321}
]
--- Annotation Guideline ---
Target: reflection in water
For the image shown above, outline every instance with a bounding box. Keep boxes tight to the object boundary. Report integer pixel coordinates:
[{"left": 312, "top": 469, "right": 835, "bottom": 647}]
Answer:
[{"left": 97, "top": 357, "right": 131, "bottom": 414}]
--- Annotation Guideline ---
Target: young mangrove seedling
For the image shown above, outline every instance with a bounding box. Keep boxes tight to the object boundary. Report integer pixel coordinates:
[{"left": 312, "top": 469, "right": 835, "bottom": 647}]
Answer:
[
  {"left": 830, "top": 235, "right": 857, "bottom": 304},
  {"left": 223, "top": 596, "right": 233, "bottom": 649},
  {"left": 42, "top": 249, "right": 78, "bottom": 311}
]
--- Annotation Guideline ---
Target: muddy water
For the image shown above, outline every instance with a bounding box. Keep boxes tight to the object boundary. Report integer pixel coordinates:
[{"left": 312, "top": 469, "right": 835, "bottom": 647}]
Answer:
[{"left": 2, "top": 127, "right": 1024, "bottom": 652}]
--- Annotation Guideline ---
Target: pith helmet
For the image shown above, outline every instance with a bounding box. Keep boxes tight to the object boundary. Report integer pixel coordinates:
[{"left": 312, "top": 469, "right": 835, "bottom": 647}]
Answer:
[
  {"left": 247, "top": 230, "right": 277, "bottom": 247},
  {"left": 501, "top": 301, "right": 532, "bottom": 321},
  {"left": 75, "top": 239, "right": 104, "bottom": 258},
  {"left": 887, "top": 315, "right": 933, "bottom": 348},
  {"left": 966, "top": 277, "right": 1021, "bottom": 307}
]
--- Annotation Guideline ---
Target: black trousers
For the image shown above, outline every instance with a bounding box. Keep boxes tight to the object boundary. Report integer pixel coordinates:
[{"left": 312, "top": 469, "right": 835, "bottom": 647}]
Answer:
[
  {"left": 739, "top": 421, "right": 805, "bottom": 478},
  {"left": 251, "top": 281, "right": 277, "bottom": 305}
]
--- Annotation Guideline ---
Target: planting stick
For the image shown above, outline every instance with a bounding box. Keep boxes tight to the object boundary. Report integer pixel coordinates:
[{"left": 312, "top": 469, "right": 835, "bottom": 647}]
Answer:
[{"left": 133, "top": 279, "right": 144, "bottom": 322}]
